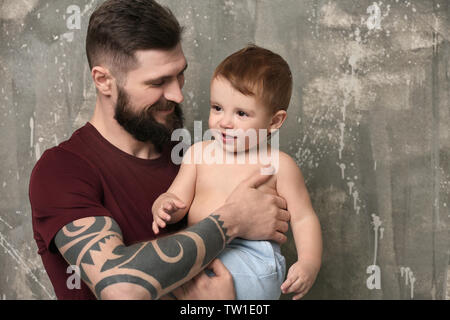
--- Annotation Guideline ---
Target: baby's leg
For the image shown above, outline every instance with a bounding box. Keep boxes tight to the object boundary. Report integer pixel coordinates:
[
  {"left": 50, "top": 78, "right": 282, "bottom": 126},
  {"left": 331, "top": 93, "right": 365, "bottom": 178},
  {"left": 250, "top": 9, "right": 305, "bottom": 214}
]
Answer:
[{"left": 206, "top": 238, "right": 286, "bottom": 300}]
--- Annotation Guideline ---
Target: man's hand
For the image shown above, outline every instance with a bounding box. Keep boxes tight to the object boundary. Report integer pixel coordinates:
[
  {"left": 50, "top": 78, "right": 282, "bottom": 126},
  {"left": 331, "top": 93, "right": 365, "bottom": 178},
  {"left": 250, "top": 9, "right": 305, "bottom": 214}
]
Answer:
[
  {"left": 172, "top": 259, "right": 235, "bottom": 300},
  {"left": 152, "top": 193, "right": 186, "bottom": 234},
  {"left": 215, "top": 170, "right": 291, "bottom": 244}
]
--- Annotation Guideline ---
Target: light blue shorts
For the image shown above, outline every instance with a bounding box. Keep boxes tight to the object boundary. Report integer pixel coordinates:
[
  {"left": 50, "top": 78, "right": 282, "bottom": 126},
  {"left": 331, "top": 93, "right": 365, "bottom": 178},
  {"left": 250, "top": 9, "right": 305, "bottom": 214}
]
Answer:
[{"left": 206, "top": 238, "right": 286, "bottom": 300}]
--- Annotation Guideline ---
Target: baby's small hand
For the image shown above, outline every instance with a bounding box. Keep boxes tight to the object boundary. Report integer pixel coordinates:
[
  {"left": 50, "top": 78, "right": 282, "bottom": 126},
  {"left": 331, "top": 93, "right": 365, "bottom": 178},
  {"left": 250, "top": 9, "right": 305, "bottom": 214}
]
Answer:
[
  {"left": 281, "top": 261, "right": 318, "bottom": 300},
  {"left": 152, "top": 195, "right": 186, "bottom": 235}
]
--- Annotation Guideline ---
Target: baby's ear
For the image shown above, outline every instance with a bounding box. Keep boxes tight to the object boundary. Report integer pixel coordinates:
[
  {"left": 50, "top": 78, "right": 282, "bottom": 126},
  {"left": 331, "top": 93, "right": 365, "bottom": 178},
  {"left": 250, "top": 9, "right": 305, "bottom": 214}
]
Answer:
[{"left": 269, "top": 110, "right": 287, "bottom": 130}]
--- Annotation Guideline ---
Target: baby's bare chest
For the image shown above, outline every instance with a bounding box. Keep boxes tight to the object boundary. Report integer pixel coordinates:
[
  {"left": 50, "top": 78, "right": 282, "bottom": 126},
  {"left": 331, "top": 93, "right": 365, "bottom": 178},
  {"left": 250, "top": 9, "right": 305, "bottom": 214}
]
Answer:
[
  {"left": 188, "top": 163, "right": 277, "bottom": 224},
  {"left": 196, "top": 163, "right": 272, "bottom": 194}
]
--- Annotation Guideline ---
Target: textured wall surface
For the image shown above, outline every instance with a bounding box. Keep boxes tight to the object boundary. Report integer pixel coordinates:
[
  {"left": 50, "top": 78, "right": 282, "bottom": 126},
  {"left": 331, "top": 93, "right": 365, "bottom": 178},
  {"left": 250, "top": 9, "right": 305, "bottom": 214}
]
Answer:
[{"left": 0, "top": 0, "right": 449, "bottom": 300}]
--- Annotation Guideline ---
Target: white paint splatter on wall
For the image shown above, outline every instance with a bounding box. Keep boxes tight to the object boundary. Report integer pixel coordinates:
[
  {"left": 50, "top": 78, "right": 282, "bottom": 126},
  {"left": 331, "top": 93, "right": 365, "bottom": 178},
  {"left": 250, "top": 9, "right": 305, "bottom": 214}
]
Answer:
[
  {"left": 347, "top": 181, "right": 354, "bottom": 195},
  {"left": 0, "top": 232, "right": 55, "bottom": 299},
  {"left": 34, "top": 142, "right": 41, "bottom": 162},
  {"left": 29, "top": 117, "right": 34, "bottom": 148},
  {"left": 0, "top": 217, "right": 13, "bottom": 230},
  {"left": 371, "top": 213, "right": 383, "bottom": 266},
  {"left": 400, "top": 266, "right": 416, "bottom": 299},
  {"left": 353, "top": 190, "right": 360, "bottom": 215},
  {"left": 338, "top": 122, "right": 345, "bottom": 159},
  {"left": 337, "top": 162, "right": 346, "bottom": 179}
]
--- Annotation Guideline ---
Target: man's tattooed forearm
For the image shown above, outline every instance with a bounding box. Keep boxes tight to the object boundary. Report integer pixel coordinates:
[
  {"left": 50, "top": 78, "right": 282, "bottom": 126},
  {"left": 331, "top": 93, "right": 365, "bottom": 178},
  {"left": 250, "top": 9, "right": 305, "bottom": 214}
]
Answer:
[
  {"left": 54, "top": 215, "right": 229, "bottom": 299},
  {"left": 208, "top": 214, "right": 231, "bottom": 244}
]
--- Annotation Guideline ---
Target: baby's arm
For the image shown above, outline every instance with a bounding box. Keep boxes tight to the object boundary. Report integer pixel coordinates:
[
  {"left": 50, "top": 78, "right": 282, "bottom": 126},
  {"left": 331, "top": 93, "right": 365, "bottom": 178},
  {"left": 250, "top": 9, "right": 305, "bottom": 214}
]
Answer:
[
  {"left": 276, "top": 152, "right": 322, "bottom": 300},
  {"left": 152, "top": 144, "right": 198, "bottom": 233}
]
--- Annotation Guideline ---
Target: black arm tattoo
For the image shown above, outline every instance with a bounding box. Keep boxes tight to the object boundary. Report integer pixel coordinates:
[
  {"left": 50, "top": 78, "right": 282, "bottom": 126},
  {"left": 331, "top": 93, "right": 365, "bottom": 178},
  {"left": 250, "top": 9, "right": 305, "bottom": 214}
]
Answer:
[{"left": 54, "top": 215, "right": 229, "bottom": 299}]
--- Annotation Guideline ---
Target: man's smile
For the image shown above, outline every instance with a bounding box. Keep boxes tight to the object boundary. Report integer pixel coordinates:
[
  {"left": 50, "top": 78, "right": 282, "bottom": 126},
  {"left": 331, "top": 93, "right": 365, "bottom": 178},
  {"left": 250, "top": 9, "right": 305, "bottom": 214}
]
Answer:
[{"left": 155, "top": 105, "right": 174, "bottom": 116}]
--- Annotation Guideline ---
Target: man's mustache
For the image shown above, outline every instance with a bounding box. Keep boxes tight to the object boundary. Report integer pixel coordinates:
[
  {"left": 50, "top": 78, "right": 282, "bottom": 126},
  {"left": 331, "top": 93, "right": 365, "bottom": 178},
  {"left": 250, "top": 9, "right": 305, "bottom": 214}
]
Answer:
[{"left": 149, "top": 100, "right": 178, "bottom": 113}]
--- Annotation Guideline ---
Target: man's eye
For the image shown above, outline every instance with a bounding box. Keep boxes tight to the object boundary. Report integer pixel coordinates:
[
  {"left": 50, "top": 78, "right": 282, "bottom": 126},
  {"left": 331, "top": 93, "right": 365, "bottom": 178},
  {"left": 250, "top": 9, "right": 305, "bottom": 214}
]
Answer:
[
  {"left": 151, "top": 81, "right": 164, "bottom": 87},
  {"left": 237, "top": 111, "right": 248, "bottom": 117}
]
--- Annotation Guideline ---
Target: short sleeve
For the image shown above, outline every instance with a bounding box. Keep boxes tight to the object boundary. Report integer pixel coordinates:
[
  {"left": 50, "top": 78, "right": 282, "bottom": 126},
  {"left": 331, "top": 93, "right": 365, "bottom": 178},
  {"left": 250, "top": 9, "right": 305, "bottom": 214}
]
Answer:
[{"left": 29, "top": 148, "right": 112, "bottom": 252}]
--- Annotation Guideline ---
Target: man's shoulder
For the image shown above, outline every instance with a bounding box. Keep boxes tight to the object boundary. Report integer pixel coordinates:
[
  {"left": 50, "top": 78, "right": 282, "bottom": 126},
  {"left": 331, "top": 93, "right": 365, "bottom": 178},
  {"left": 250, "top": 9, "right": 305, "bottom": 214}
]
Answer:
[
  {"left": 35, "top": 124, "right": 94, "bottom": 167},
  {"left": 31, "top": 146, "right": 97, "bottom": 186},
  {"left": 31, "top": 126, "right": 98, "bottom": 181},
  {"left": 34, "top": 145, "right": 86, "bottom": 169}
]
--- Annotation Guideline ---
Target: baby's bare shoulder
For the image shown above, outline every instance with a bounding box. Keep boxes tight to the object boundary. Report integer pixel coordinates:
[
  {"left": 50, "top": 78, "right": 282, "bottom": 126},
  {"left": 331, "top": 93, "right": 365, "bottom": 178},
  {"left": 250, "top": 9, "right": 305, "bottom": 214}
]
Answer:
[
  {"left": 274, "top": 151, "right": 304, "bottom": 180},
  {"left": 277, "top": 151, "right": 300, "bottom": 170}
]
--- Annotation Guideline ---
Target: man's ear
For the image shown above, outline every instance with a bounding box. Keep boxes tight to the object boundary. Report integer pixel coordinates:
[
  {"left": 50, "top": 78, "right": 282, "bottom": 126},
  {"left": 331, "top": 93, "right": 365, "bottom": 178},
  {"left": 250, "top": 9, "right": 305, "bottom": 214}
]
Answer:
[
  {"left": 91, "top": 66, "right": 115, "bottom": 96},
  {"left": 269, "top": 110, "right": 287, "bottom": 131}
]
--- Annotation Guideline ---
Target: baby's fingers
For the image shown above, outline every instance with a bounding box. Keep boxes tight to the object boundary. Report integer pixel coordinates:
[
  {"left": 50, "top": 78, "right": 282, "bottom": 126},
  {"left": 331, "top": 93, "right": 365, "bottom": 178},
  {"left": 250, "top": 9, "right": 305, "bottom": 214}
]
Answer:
[
  {"left": 158, "top": 207, "right": 172, "bottom": 221},
  {"left": 172, "top": 198, "right": 186, "bottom": 209},
  {"left": 163, "top": 201, "right": 174, "bottom": 213},
  {"left": 154, "top": 216, "right": 166, "bottom": 229},
  {"left": 290, "top": 279, "right": 311, "bottom": 300},
  {"left": 152, "top": 221, "right": 160, "bottom": 234},
  {"left": 281, "top": 275, "right": 297, "bottom": 294},
  {"left": 286, "top": 277, "right": 306, "bottom": 294},
  {"left": 292, "top": 290, "right": 308, "bottom": 300}
]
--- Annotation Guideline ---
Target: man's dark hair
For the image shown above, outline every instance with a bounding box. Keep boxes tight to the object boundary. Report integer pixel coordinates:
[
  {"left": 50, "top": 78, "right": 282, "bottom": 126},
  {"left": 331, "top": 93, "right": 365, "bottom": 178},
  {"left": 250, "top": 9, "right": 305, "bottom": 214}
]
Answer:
[{"left": 86, "top": 0, "right": 183, "bottom": 79}]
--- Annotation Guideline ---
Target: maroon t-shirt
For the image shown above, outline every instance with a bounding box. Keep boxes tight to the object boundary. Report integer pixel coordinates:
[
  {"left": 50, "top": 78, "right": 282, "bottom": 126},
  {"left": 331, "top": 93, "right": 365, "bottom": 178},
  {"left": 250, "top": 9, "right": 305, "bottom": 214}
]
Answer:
[{"left": 29, "top": 122, "right": 184, "bottom": 299}]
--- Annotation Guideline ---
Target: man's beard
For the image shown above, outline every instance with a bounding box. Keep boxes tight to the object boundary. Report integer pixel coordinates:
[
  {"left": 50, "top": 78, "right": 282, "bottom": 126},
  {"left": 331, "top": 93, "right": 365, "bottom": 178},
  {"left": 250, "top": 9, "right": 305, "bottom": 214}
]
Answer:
[{"left": 114, "top": 86, "right": 184, "bottom": 153}]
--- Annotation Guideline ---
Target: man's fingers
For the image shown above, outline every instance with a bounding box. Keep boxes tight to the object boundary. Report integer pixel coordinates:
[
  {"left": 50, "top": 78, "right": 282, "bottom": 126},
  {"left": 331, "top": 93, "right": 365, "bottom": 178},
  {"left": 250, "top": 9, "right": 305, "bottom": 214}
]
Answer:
[
  {"left": 272, "top": 231, "right": 287, "bottom": 244},
  {"left": 172, "top": 287, "right": 182, "bottom": 299},
  {"left": 172, "top": 280, "right": 192, "bottom": 300},
  {"left": 277, "top": 209, "right": 290, "bottom": 222},
  {"left": 206, "top": 259, "right": 229, "bottom": 277},
  {"left": 243, "top": 170, "right": 274, "bottom": 189},
  {"left": 276, "top": 220, "right": 289, "bottom": 234},
  {"left": 272, "top": 195, "right": 288, "bottom": 210}
]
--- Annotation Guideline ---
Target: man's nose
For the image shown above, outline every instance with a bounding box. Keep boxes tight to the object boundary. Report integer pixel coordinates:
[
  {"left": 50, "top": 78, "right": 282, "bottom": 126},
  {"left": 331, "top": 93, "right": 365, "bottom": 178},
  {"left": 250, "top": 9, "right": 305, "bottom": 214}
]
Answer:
[{"left": 164, "top": 78, "right": 184, "bottom": 104}]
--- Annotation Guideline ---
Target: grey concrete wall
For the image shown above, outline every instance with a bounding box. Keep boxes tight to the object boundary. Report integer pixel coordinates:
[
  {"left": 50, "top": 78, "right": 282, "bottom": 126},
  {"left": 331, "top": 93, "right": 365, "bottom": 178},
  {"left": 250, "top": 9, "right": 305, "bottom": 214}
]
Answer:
[{"left": 0, "top": 0, "right": 448, "bottom": 300}]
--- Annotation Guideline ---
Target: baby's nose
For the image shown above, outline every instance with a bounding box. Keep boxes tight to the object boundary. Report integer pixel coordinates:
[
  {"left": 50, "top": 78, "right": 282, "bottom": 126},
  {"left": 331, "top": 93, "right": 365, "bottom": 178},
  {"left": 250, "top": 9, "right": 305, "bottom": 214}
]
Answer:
[{"left": 219, "top": 117, "right": 234, "bottom": 129}]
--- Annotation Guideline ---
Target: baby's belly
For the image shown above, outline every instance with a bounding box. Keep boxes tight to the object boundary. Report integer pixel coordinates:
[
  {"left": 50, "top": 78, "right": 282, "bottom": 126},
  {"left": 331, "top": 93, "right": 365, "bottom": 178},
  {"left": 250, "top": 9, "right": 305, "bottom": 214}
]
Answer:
[{"left": 188, "top": 193, "right": 227, "bottom": 226}]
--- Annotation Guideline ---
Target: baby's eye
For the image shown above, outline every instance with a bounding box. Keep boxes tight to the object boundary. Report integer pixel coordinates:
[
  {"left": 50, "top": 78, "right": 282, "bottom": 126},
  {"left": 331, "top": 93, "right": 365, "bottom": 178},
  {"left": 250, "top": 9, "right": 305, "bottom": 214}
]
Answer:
[
  {"left": 212, "top": 105, "right": 222, "bottom": 111},
  {"left": 237, "top": 111, "right": 248, "bottom": 117}
]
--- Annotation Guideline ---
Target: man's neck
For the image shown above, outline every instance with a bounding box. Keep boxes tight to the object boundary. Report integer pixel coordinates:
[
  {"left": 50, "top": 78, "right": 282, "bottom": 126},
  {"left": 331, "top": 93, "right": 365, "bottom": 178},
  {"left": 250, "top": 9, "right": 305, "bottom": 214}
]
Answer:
[{"left": 89, "top": 99, "right": 161, "bottom": 160}]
